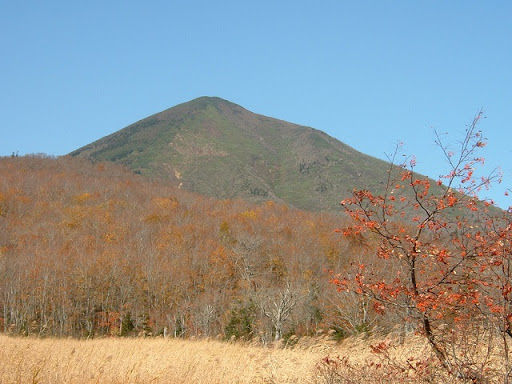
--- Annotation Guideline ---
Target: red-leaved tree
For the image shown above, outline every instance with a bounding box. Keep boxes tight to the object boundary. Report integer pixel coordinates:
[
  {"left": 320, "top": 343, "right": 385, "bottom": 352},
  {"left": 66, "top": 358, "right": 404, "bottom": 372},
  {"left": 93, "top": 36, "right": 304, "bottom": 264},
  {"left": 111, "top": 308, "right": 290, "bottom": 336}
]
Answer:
[{"left": 332, "top": 111, "right": 512, "bottom": 381}]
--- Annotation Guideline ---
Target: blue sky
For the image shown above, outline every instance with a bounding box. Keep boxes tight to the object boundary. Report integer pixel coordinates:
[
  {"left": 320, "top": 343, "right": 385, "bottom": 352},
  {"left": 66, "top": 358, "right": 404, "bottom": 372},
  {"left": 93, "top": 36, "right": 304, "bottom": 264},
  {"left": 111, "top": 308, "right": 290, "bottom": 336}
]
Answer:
[{"left": 1, "top": 1, "right": 511, "bottom": 208}]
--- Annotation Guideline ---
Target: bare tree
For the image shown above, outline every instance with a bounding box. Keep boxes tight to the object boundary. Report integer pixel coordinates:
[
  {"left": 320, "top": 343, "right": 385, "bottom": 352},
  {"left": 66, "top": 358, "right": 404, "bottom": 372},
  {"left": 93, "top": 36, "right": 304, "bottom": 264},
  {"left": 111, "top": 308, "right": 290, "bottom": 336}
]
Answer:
[{"left": 260, "top": 283, "right": 300, "bottom": 341}]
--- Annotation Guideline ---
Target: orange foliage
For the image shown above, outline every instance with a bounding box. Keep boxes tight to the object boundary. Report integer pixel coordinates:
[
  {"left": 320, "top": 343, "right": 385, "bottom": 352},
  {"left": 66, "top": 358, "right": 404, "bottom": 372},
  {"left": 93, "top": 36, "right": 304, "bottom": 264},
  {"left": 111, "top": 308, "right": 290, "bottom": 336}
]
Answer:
[
  {"left": 333, "top": 112, "right": 512, "bottom": 379},
  {"left": 0, "top": 155, "right": 350, "bottom": 340}
]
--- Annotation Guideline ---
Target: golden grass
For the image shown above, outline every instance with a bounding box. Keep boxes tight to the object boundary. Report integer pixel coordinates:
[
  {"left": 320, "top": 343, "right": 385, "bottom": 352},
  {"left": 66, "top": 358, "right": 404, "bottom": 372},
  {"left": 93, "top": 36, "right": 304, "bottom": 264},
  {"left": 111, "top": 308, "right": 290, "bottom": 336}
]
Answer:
[{"left": 0, "top": 334, "right": 433, "bottom": 384}]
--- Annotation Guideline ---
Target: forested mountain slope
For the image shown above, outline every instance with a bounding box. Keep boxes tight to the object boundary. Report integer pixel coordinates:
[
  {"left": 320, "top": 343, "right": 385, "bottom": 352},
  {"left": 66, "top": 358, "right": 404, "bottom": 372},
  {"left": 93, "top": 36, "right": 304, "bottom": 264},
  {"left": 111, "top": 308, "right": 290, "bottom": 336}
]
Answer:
[
  {"left": 71, "top": 97, "right": 393, "bottom": 211},
  {"left": 0, "top": 156, "right": 365, "bottom": 339}
]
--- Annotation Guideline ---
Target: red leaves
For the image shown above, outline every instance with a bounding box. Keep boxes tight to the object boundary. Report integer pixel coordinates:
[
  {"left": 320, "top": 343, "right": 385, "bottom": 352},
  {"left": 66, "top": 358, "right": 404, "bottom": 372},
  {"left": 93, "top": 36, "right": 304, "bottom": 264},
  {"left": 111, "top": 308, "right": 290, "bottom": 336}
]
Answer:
[
  {"left": 502, "top": 283, "right": 512, "bottom": 298},
  {"left": 401, "top": 171, "right": 412, "bottom": 181},
  {"left": 377, "top": 245, "right": 391, "bottom": 259},
  {"left": 446, "top": 193, "right": 457, "bottom": 207},
  {"left": 373, "top": 301, "right": 386, "bottom": 315},
  {"left": 370, "top": 341, "right": 390, "bottom": 354},
  {"left": 435, "top": 249, "right": 449, "bottom": 264},
  {"left": 330, "top": 116, "right": 512, "bottom": 379},
  {"left": 333, "top": 117, "right": 512, "bottom": 344},
  {"left": 342, "top": 225, "right": 364, "bottom": 236},
  {"left": 461, "top": 170, "right": 473, "bottom": 184},
  {"left": 465, "top": 199, "right": 479, "bottom": 211},
  {"left": 416, "top": 299, "right": 430, "bottom": 314},
  {"left": 365, "top": 220, "right": 380, "bottom": 230},
  {"left": 330, "top": 276, "right": 349, "bottom": 291}
]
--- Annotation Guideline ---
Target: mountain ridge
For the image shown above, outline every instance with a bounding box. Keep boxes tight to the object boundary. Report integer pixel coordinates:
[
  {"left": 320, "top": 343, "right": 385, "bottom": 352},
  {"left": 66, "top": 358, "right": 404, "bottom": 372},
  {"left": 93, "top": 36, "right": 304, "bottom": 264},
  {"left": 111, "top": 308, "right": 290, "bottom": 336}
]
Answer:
[{"left": 70, "top": 97, "right": 395, "bottom": 211}]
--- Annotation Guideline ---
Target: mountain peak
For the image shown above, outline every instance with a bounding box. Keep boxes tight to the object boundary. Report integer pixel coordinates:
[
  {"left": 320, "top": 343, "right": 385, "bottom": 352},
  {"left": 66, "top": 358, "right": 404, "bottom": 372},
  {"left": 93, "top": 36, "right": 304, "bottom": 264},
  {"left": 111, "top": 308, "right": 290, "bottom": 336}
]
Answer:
[
  {"left": 179, "top": 96, "right": 234, "bottom": 109},
  {"left": 70, "top": 98, "right": 392, "bottom": 211},
  {"left": 151, "top": 96, "right": 247, "bottom": 122}
]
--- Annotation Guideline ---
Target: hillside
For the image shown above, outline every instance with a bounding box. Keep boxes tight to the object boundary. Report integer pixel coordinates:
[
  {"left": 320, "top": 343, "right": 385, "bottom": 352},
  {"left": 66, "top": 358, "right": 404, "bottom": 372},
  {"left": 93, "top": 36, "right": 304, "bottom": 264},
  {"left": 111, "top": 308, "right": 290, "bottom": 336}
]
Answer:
[
  {"left": 70, "top": 97, "right": 393, "bottom": 211},
  {"left": 0, "top": 155, "right": 361, "bottom": 339}
]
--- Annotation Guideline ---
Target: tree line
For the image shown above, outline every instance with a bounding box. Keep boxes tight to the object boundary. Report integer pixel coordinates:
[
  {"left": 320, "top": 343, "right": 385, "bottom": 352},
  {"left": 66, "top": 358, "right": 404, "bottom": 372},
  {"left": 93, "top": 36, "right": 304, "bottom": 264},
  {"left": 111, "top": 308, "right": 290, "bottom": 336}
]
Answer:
[{"left": 0, "top": 155, "right": 366, "bottom": 341}]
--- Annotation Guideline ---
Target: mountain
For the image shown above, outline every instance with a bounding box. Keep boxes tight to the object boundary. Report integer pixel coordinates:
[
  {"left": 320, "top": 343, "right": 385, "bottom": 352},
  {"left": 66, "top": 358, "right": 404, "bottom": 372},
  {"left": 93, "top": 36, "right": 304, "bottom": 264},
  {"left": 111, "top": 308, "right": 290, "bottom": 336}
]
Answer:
[{"left": 70, "top": 96, "right": 393, "bottom": 211}]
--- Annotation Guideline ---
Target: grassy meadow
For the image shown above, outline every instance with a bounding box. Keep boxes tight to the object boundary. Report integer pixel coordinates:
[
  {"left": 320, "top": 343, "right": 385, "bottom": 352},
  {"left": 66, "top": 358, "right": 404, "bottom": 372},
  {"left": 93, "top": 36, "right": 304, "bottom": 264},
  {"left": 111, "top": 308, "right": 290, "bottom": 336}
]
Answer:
[{"left": 0, "top": 333, "right": 443, "bottom": 384}]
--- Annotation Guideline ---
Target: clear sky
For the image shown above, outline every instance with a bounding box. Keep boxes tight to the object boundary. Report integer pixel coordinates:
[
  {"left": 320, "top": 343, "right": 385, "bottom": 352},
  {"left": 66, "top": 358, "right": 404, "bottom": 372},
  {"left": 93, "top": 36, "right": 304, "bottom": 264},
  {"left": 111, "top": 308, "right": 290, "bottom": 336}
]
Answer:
[{"left": 1, "top": 1, "right": 511, "bottom": 208}]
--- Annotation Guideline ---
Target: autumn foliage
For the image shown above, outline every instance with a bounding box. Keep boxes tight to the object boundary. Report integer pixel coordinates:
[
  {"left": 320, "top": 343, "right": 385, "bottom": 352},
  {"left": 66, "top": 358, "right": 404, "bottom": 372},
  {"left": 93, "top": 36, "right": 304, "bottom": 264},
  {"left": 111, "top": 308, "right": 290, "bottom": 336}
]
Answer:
[
  {"left": 0, "top": 154, "right": 358, "bottom": 341},
  {"left": 332, "top": 112, "right": 512, "bottom": 381},
  {"left": 2, "top": 113, "right": 511, "bottom": 382}
]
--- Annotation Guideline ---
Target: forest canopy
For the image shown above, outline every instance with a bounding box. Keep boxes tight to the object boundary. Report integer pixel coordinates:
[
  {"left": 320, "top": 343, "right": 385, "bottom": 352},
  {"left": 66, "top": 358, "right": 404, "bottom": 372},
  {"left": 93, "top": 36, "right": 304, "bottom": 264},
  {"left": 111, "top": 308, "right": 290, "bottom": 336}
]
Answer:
[{"left": 0, "top": 155, "right": 359, "bottom": 340}]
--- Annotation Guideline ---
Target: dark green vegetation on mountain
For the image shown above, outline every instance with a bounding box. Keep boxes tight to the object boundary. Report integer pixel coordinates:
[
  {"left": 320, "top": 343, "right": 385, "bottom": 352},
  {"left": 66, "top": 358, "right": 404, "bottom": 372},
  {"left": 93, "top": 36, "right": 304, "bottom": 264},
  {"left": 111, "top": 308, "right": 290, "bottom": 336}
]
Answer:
[{"left": 71, "top": 97, "right": 393, "bottom": 211}]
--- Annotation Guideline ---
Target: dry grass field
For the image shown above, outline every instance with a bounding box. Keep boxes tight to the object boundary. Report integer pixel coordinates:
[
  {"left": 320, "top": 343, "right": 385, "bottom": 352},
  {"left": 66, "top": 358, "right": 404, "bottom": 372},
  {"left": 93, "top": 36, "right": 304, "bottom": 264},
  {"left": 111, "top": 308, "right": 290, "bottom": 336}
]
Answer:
[{"left": 0, "top": 333, "right": 442, "bottom": 384}]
